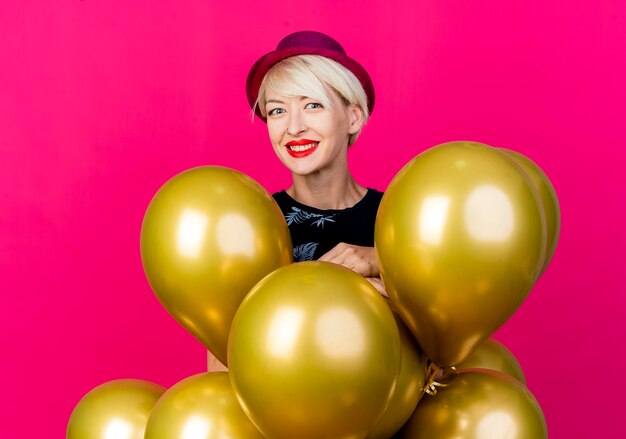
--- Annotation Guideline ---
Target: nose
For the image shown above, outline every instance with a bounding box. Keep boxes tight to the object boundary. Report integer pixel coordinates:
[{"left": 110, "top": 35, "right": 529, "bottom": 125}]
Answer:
[{"left": 286, "top": 110, "right": 305, "bottom": 136}]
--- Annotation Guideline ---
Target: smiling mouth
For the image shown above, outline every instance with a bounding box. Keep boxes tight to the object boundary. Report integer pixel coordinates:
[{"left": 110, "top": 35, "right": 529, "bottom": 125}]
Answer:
[
  {"left": 288, "top": 142, "right": 318, "bottom": 152},
  {"left": 286, "top": 142, "right": 319, "bottom": 158}
]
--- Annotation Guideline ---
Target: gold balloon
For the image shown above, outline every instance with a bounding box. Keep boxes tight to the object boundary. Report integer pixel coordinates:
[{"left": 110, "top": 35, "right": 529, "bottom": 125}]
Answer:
[
  {"left": 499, "top": 148, "right": 560, "bottom": 276},
  {"left": 397, "top": 370, "right": 547, "bottom": 438},
  {"left": 144, "top": 372, "right": 264, "bottom": 439},
  {"left": 367, "top": 312, "right": 427, "bottom": 439},
  {"left": 141, "top": 166, "right": 292, "bottom": 365},
  {"left": 67, "top": 379, "right": 165, "bottom": 439},
  {"left": 456, "top": 338, "right": 526, "bottom": 384},
  {"left": 228, "top": 261, "right": 402, "bottom": 439},
  {"left": 376, "top": 141, "right": 546, "bottom": 367}
]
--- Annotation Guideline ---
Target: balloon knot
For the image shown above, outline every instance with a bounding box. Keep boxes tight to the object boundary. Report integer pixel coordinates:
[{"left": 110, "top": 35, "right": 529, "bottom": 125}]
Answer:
[{"left": 422, "top": 362, "right": 458, "bottom": 396}]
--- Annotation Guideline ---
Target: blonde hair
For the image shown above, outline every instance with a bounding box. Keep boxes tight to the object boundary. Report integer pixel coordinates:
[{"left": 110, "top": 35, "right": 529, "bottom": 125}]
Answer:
[{"left": 255, "top": 55, "right": 369, "bottom": 146}]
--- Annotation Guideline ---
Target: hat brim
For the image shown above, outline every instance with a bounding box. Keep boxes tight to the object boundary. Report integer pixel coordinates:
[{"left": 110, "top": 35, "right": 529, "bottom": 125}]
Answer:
[{"left": 246, "top": 47, "right": 375, "bottom": 122}]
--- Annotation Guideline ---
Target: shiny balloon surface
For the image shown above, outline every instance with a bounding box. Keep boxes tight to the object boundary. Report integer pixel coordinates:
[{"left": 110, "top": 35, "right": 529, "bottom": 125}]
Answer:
[
  {"left": 229, "top": 261, "right": 402, "bottom": 439},
  {"left": 499, "top": 148, "right": 560, "bottom": 276},
  {"left": 144, "top": 372, "right": 264, "bottom": 439},
  {"left": 67, "top": 379, "right": 165, "bottom": 439},
  {"left": 456, "top": 338, "right": 526, "bottom": 384},
  {"left": 397, "top": 370, "right": 547, "bottom": 438},
  {"left": 367, "top": 313, "right": 426, "bottom": 439},
  {"left": 141, "top": 166, "right": 292, "bottom": 365},
  {"left": 376, "top": 141, "right": 546, "bottom": 366}
]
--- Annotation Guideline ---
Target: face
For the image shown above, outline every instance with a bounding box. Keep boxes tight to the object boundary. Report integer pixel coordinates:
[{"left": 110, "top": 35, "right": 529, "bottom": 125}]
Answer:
[{"left": 264, "top": 88, "right": 364, "bottom": 178}]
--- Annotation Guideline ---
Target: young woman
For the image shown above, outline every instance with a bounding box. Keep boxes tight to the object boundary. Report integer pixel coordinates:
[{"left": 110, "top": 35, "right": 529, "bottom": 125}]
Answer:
[{"left": 247, "top": 30, "right": 385, "bottom": 293}]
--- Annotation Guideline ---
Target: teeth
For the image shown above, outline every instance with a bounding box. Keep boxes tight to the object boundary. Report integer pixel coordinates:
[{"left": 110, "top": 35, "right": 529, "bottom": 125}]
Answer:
[{"left": 290, "top": 143, "right": 317, "bottom": 152}]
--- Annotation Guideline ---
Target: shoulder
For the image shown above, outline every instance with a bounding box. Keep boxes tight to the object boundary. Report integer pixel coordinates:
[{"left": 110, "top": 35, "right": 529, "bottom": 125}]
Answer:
[
  {"left": 272, "top": 190, "right": 291, "bottom": 211},
  {"left": 360, "top": 188, "right": 384, "bottom": 209},
  {"left": 368, "top": 188, "right": 384, "bottom": 203},
  {"left": 272, "top": 190, "right": 288, "bottom": 202}
]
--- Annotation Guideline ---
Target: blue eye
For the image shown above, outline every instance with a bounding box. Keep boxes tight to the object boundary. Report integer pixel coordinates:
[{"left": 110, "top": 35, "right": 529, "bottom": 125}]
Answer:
[
  {"left": 267, "top": 108, "right": 285, "bottom": 116},
  {"left": 305, "top": 102, "right": 323, "bottom": 109}
]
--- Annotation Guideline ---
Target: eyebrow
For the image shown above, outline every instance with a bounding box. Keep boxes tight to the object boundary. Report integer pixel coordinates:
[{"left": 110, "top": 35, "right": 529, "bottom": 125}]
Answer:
[{"left": 265, "top": 96, "right": 309, "bottom": 105}]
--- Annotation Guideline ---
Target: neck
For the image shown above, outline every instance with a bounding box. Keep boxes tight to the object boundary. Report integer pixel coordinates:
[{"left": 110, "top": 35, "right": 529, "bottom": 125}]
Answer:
[{"left": 287, "top": 167, "right": 366, "bottom": 210}]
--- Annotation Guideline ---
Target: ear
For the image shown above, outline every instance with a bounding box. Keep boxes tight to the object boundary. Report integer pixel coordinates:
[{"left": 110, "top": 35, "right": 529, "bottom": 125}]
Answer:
[{"left": 347, "top": 105, "right": 365, "bottom": 135}]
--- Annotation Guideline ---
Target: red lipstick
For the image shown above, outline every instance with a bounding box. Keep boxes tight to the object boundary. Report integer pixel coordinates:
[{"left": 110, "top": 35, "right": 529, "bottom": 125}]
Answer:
[{"left": 285, "top": 139, "right": 319, "bottom": 158}]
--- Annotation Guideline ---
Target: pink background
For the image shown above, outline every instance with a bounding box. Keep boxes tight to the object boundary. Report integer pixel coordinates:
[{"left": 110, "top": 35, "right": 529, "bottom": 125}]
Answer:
[{"left": 1, "top": 1, "right": 624, "bottom": 437}]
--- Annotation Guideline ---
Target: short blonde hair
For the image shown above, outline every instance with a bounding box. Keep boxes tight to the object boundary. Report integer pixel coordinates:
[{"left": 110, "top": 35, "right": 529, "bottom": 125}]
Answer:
[{"left": 255, "top": 55, "right": 369, "bottom": 146}]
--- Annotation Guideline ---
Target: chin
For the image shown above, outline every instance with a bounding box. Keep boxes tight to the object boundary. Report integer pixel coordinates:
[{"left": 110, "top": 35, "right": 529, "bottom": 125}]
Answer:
[
  {"left": 284, "top": 159, "right": 318, "bottom": 177},
  {"left": 290, "top": 168, "right": 316, "bottom": 177}
]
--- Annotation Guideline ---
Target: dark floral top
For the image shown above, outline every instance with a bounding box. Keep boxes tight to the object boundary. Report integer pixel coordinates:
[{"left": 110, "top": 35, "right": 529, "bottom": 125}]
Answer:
[{"left": 273, "top": 189, "right": 384, "bottom": 262}]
